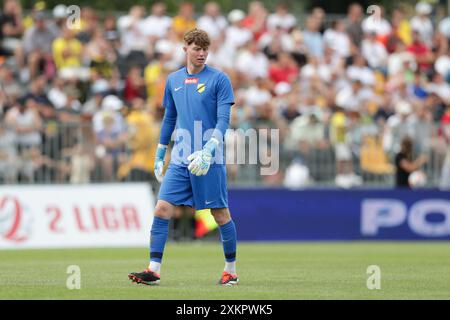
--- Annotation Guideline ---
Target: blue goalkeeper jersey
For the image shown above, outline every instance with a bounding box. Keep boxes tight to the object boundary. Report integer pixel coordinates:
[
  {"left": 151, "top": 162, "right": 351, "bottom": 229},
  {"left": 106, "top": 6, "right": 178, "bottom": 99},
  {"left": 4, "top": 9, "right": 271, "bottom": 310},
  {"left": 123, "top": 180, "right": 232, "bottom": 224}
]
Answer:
[{"left": 162, "top": 64, "right": 235, "bottom": 167}]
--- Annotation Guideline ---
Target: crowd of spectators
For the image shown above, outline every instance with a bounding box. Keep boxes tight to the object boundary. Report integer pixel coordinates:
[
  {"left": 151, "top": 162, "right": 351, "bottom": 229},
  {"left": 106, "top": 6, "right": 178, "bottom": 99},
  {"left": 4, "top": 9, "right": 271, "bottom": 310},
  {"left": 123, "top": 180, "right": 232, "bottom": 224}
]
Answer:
[{"left": 0, "top": 0, "right": 449, "bottom": 189}]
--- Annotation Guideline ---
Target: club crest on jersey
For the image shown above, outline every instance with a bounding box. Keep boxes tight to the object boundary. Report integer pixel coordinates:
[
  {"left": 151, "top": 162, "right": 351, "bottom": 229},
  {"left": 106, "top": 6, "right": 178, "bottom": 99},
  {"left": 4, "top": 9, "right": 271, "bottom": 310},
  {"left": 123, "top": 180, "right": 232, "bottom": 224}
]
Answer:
[
  {"left": 185, "top": 78, "right": 198, "bottom": 84},
  {"left": 197, "top": 83, "right": 206, "bottom": 93}
]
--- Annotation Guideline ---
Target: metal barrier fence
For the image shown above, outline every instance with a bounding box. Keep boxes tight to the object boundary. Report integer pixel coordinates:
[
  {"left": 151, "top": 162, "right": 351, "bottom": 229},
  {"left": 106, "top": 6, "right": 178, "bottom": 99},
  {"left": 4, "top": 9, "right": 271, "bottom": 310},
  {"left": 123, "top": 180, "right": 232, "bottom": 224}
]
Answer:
[{"left": 0, "top": 120, "right": 448, "bottom": 188}]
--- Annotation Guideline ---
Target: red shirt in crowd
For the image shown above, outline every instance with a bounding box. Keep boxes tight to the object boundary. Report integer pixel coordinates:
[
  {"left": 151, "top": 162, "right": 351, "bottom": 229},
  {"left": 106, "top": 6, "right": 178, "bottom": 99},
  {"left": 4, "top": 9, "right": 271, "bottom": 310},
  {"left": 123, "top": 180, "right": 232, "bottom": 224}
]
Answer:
[
  {"left": 407, "top": 42, "right": 432, "bottom": 72},
  {"left": 269, "top": 64, "right": 299, "bottom": 84}
]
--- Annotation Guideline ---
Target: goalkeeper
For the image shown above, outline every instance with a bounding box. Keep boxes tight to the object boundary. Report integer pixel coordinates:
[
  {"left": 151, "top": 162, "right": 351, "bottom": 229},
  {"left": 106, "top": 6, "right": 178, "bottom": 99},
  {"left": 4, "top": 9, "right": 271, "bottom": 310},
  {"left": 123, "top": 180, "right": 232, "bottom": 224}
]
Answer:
[{"left": 129, "top": 28, "right": 238, "bottom": 286}]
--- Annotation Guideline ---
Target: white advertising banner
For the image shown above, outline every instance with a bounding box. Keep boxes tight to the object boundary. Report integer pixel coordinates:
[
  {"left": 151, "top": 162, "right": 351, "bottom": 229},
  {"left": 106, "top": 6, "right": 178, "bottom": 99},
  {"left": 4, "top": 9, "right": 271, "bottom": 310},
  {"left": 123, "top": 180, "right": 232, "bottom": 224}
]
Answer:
[{"left": 0, "top": 183, "right": 155, "bottom": 249}]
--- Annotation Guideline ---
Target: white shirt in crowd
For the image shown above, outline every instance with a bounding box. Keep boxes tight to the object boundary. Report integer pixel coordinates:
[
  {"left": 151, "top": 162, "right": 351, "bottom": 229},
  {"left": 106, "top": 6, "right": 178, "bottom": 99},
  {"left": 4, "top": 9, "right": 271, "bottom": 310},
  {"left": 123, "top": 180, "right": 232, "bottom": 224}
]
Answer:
[
  {"left": 335, "top": 85, "right": 374, "bottom": 112},
  {"left": 438, "top": 17, "right": 450, "bottom": 38},
  {"left": 258, "top": 32, "right": 295, "bottom": 52},
  {"left": 140, "top": 14, "right": 172, "bottom": 39},
  {"left": 267, "top": 12, "right": 297, "bottom": 32},
  {"left": 197, "top": 15, "right": 228, "bottom": 40},
  {"left": 347, "top": 65, "right": 376, "bottom": 86},
  {"left": 117, "top": 16, "right": 147, "bottom": 54},
  {"left": 235, "top": 50, "right": 269, "bottom": 79},
  {"left": 300, "top": 63, "right": 332, "bottom": 83},
  {"left": 387, "top": 51, "right": 417, "bottom": 76},
  {"left": 410, "top": 16, "right": 434, "bottom": 46},
  {"left": 224, "top": 25, "right": 253, "bottom": 51},
  {"left": 323, "top": 28, "right": 351, "bottom": 58},
  {"left": 435, "top": 54, "right": 450, "bottom": 78},
  {"left": 244, "top": 85, "right": 272, "bottom": 110},
  {"left": 361, "top": 16, "right": 392, "bottom": 36},
  {"left": 361, "top": 39, "right": 388, "bottom": 69}
]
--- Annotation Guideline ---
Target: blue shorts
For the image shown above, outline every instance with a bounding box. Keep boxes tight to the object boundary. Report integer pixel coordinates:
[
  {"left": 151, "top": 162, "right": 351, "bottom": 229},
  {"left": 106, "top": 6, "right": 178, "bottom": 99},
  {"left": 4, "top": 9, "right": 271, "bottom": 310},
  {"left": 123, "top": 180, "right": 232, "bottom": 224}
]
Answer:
[{"left": 158, "top": 164, "right": 228, "bottom": 210}]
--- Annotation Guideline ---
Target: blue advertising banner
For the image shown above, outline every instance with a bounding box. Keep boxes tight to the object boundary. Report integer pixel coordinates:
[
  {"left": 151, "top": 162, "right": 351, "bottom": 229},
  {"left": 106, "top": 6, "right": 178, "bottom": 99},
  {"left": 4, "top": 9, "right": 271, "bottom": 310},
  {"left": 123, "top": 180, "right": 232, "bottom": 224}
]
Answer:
[{"left": 228, "top": 189, "right": 450, "bottom": 240}]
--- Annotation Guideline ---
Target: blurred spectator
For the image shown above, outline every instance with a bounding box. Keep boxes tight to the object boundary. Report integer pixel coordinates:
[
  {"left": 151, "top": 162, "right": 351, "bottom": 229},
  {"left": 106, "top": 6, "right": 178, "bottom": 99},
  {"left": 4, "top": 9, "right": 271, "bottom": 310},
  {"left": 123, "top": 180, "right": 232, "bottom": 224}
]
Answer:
[
  {"left": 243, "top": 77, "right": 272, "bottom": 113},
  {"left": 311, "top": 7, "right": 326, "bottom": 34},
  {"left": 387, "top": 41, "right": 416, "bottom": 77},
  {"left": 93, "top": 95, "right": 126, "bottom": 181},
  {"left": 388, "top": 6, "right": 412, "bottom": 51},
  {"left": 117, "top": 5, "right": 147, "bottom": 57},
  {"left": 85, "top": 28, "right": 117, "bottom": 79},
  {"left": 361, "top": 5, "right": 391, "bottom": 38},
  {"left": 4, "top": 97, "right": 42, "bottom": 182},
  {"left": 207, "top": 34, "right": 234, "bottom": 70},
  {"left": 406, "top": 103, "right": 433, "bottom": 155},
  {"left": 224, "top": 9, "right": 252, "bottom": 53},
  {"left": 141, "top": 2, "right": 172, "bottom": 40},
  {"left": 172, "top": 2, "right": 196, "bottom": 40},
  {"left": 329, "top": 108, "right": 362, "bottom": 188},
  {"left": 302, "top": 15, "right": 324, "bottom": 58},
  {"left": 407, "top": 29, "right": 433, "bottom": 74},
  {"left": 197, "top": 2, "right": 228, "bottom": 41},
  {"left": 52, "top": 4, "right": 68, "bottom": 30},
  {"left": 347, "top": 54, "right": 375, "bottom": 86},
  {"left": 52, "top": 25, "right": 89, "bottom": 80},
  {"left": 235, "top": 40, "right": 269, "bottom": 80},
  {"left": 103, "top": 14, "right": 120, "bottom": 45},
  {"left": 410, "top": 2, "right": 433, "bottom": 48},
  {"left": 77, "top": 7, "right": 99, "bottom": 44},
  {"left": 268, "top": 52, "right": 299, "bottom": 84},
  {"left": 323, "top": 19, "right": 351, "bottom": 59},
  {"left": 440, "top": 105, "right": 450, "bottom": 189},
  {"left": 267, "top": 2, "right": 297, "bottom": 32},
  {"left": 361, "top": 31, "right": 388, "bottom": 70},
  {"left": 335, "top": 79, "right": 374, "bottom": 113},
  {"left": 123, "top": 65, "right": 146, "bottom": 103},
  {"left": 438, "top": 16, "right": 450, "bottom": 39},
  {"left": 68, "top": 143, "right": 94, "bottom": 184},
  {"left": 241, "top": 1, "right": 268, "bottom": 41},
  {"left": 21, "top": 11, "right": 58, "bottom": 80},
  {"left": 426, "top": 72, "right": 450, "bottom": 104},
  {"left": 383, "top": 100, "right": 414, "bottom": 155},
  {"left": 0, "top": 0, "right": 24, "bottom": 56},
  {"left": 345, "top": 2, "right": 364, "bottom": 48},
  {"left": 118, "top": 97, "right": 158, "bottom": 186},
  {"left": 434, "top": 46, "right": 450, "bottom": 82},
  {"left": 0, "top": 64, "right": 21, "bottom": 114},
  {"left": 395, "top": 136, "right": 427, "bottom": 188},
  {"left": 153, "top": 27, "right": 185, "bottom": 71},
  {"left": 81, "top": 78, "right": 109, "bottom": 119},
  {"left": 0, "top": 120, "right": 17, "bottom": 183}
]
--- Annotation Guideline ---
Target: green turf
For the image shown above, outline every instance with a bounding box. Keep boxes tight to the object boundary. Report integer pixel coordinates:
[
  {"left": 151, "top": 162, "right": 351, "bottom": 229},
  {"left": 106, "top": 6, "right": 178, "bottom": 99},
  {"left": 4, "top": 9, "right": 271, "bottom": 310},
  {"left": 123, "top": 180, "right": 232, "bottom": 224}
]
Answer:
[{"left": 0, "top": 242, "right": 449, "bottom": 300}]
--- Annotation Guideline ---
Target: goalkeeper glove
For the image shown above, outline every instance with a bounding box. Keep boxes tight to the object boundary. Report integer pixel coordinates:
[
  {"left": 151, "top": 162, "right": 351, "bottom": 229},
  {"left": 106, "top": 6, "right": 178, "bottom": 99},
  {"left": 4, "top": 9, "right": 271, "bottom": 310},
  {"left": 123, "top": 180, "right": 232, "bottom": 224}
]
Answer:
[
  {"left": 187, "top": 138, "right": 219, "bottom": 176},
  {"left": 154, "top": 144, "right": 167, "bottom": 183}
]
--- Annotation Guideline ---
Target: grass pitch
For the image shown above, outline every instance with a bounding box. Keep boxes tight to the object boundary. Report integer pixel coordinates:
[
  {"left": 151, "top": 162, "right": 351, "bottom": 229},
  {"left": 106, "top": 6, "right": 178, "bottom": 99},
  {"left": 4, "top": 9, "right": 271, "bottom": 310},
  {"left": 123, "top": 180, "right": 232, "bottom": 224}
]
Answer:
[{"left": 0, "top": 242, "right": 449, "bottom": 300}]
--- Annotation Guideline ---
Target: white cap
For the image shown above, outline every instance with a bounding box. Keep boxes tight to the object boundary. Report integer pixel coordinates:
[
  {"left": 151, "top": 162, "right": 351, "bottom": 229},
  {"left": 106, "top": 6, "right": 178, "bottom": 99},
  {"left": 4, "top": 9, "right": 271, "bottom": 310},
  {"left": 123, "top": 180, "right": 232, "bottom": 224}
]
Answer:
[
  {"left": 102, "top": 95, "right": 123, "bottom": 111},
  {"left": 53, "top": 4, "right": 67, "bottom": 19},
  {"left": 415, "top": 2, "right": 432, "bottom": 15},
  {"left": 395, "top": 100, "right": 412, "bottom": 115},
  {"left": 228, "top": 9, "right": 245, "bottom": 24}
]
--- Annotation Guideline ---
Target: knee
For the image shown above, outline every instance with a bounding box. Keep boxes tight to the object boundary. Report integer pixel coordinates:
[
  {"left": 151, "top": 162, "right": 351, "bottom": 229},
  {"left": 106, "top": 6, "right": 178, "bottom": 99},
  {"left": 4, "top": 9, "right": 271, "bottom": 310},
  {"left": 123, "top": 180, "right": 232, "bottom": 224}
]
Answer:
[
  {"left": 212, "top": 209, "right": 231, "bottom": 226},
  {"left": 154, "top": 201, "right": 174, "bottom": 219}
]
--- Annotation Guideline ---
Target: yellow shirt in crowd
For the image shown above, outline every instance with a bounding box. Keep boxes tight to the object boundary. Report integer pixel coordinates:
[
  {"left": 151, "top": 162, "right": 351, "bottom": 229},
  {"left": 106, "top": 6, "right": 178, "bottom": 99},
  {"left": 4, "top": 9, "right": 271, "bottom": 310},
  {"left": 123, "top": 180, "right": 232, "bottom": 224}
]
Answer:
[{"left": 52, "top": 37, "right": 83, "bottom": 69}]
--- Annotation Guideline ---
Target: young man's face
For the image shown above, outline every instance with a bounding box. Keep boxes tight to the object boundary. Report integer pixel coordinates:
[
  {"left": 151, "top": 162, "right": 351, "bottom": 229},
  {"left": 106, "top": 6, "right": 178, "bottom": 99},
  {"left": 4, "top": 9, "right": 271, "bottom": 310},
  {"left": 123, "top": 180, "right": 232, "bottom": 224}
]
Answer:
[{"left": 184, "top": 42, "right": 208, "bottom": 68}]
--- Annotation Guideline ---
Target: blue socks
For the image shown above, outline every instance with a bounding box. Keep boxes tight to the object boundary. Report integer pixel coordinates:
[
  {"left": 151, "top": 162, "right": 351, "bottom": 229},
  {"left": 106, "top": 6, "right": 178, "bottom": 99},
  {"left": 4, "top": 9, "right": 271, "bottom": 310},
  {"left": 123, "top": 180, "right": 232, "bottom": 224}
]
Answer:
[
  {"left": 219, "top": 220, "right": 237, "bottom": 262},
  {"left": 149, "top": 217, "right": 237, "bottom": 275},
  {"left": 149, "top": 216, "right": 170, "bottom": 263}
]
